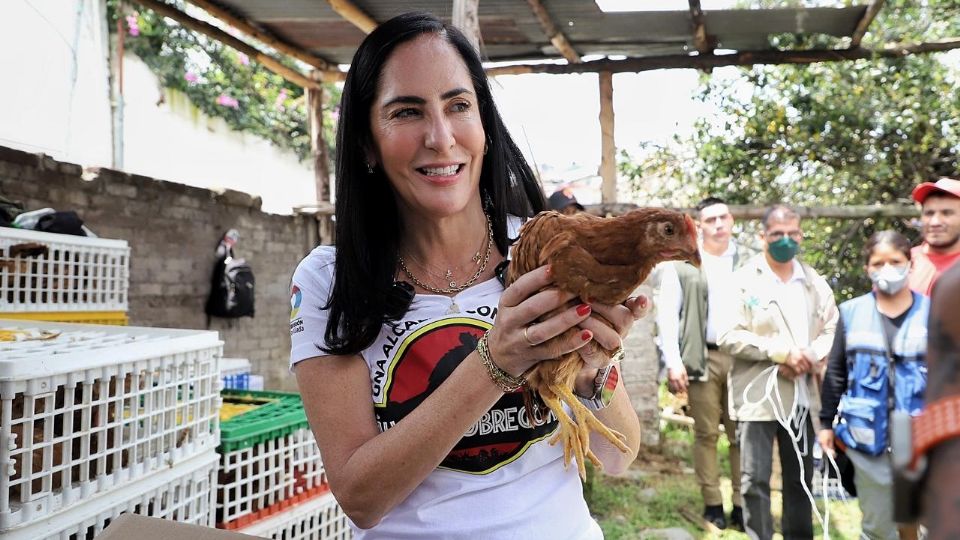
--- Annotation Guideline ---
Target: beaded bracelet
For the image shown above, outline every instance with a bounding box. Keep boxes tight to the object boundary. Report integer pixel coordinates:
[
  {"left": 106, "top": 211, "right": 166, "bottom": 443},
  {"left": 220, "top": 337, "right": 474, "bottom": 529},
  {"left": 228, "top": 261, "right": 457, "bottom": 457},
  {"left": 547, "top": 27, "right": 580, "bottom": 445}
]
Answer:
[{"left": 477, "top": 331, "right": 526, "bottom": 392}]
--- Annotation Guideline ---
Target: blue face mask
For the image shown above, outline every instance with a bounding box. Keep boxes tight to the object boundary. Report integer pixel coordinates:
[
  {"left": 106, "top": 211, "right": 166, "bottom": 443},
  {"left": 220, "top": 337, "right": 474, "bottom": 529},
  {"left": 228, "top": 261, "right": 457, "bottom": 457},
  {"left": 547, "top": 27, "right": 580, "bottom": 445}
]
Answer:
[{"left": 768, "top": 237, "right": 799, "bottom": 263}]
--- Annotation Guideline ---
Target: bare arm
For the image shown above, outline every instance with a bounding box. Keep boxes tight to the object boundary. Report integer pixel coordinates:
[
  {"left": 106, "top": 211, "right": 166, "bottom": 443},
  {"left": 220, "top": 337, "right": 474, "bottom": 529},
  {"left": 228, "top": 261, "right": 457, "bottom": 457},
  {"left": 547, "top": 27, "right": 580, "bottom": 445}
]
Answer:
[
  {"left": 922, "top": 264, "right": 960, "bottom": 540},
  {"left": 574, "top": 295, "right": 649, "bottom": 474}
]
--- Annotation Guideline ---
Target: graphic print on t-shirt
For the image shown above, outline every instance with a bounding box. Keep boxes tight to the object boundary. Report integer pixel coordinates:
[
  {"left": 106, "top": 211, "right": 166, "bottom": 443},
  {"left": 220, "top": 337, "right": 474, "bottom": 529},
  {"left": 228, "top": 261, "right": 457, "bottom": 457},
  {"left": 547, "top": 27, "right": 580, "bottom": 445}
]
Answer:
[{"left": 374, "top": 316, "right": 558, "bottom": 475}]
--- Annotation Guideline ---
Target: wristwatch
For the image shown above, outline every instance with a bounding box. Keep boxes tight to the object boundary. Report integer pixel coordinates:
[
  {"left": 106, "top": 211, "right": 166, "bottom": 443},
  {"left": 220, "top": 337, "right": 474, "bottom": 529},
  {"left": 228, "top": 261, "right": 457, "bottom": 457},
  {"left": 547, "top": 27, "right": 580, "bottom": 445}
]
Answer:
[
  {"left": 891, "top": 396, "right": 960, "bottom": 523},
  {"left": 579, "top": 347, "right": 624, "bottom": 411}
]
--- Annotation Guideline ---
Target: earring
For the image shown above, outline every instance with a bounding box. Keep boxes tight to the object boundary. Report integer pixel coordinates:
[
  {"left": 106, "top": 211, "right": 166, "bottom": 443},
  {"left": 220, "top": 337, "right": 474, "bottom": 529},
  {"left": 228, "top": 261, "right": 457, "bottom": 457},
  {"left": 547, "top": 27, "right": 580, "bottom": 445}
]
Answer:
[{"left": 366, "top": 162, "right": 374, "bottom": 174}]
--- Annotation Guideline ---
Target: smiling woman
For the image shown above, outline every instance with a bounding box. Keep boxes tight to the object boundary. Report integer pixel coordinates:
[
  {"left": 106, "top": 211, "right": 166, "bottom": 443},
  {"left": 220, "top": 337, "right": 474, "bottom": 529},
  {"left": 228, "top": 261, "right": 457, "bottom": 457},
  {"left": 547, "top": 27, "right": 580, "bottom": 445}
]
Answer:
[{"left": 287, "top": 11, "right": 646, "bottom": 539}]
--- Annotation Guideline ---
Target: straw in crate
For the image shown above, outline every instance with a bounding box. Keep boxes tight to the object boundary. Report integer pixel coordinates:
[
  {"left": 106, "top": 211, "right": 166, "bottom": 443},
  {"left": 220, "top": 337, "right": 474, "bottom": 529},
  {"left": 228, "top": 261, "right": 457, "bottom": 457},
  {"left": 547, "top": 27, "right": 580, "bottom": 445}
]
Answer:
[
  {"left": 0, "top": 320, "right": 222, "bottom": 531},
  {"left": 3, "top": 450, "right": 218, "bottom": 540},
  {"left": 0, "top": 227, "right": 129, "bottom": 312},
  {"left": 236, "top": 491, "right": 351, "bottom": 540},
  {"left": 218, "top": 390, "right": 328, "bottom": 530}
]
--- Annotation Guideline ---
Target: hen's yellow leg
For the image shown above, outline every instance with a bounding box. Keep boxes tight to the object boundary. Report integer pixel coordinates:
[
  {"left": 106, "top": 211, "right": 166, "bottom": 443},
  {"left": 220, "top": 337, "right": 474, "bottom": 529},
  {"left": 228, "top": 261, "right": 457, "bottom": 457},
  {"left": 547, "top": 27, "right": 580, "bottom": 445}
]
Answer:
[
  {"left": 540, "top": 391, "right": 588, "bottom": 480},
  {"left": 553, "top": 383, "right": 630, "bottom": 460}
]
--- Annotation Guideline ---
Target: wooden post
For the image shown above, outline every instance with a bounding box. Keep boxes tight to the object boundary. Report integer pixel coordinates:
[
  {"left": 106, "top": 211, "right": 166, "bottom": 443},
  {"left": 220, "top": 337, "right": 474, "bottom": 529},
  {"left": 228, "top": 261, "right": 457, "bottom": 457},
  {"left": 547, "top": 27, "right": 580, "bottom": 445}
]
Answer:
[
  {"left": 307, "top": 73, "right": 334, "bottom": 244},
  {"left": 453, "top": 0, "right": 481, "bottom": 52},
  {"left": 598, "top": 71, "right": 617, "bottom": 204}
]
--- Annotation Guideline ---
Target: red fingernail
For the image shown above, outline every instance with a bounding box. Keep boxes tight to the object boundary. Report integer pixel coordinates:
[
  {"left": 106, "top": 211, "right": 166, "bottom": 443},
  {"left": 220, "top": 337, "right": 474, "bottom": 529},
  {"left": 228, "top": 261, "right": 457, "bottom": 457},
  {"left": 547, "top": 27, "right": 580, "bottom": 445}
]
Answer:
[
  {"left": 639, "top": 296, "right": 647, "bottom": 308},
  {"left": 576, "top": 304, "right": 591, "bottom": 316},
  {"left": 581, "top": 330, "right": 592, "bottom": 341}
]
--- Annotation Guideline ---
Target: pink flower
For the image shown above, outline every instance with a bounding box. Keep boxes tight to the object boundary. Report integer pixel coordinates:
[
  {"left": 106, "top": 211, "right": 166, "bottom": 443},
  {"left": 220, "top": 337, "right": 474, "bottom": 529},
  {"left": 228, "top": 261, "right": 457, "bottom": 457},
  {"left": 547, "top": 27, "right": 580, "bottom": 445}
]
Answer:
[
  {"left": 126, "top": 14, "right": 140, "bottom": 37},
  {"left": 237, "top": 53, "right": 249, "bottom": 66},
  {"left": 184, "top": 71, "right": 198, "bottom": 83},
  {"left": 216, "top": 94, "right": 239, "bottom": 108},
  {"left": 274, "top": 89, "right": 288, "bottom": 110}
]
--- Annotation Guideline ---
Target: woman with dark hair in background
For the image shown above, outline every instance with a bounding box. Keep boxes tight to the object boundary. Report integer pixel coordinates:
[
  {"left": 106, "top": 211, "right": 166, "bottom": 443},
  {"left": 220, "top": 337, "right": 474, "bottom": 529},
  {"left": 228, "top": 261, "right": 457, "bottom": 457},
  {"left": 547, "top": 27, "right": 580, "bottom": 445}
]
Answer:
[
  {"left": 289, "top": 12, "right": 644, "bottom": 538},
  {"left": 819, "top": 230, "right": 929, "bottom": 540}
]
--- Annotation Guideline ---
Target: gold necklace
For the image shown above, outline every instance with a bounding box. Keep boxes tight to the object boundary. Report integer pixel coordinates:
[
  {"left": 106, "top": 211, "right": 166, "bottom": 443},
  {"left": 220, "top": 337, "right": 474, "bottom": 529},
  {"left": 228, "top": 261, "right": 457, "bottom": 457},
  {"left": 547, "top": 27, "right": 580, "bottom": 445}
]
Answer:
[
  {"left": 398, "top": 218, "right": 494, "bottom": 295},
  {"left": 403, "top": 233, "right": 485, "bottom": 284}
]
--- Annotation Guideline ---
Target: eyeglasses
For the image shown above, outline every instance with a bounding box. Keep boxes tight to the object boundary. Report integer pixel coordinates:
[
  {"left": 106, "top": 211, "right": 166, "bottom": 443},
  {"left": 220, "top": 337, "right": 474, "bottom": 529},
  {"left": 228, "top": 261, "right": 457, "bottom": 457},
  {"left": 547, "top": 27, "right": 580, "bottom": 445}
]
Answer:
[{"left": 766, "top": 231, "right": 802, "bottom": 241}]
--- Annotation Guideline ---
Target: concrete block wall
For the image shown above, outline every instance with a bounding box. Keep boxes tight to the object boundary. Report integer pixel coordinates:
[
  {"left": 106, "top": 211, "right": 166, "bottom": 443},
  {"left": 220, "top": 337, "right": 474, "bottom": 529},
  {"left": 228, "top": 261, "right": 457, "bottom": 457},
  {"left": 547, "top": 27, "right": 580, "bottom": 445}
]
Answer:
[
  {"left": 622, "top": 282, "right": 662, "bottom": 446},
  {"left": 0, "top": 145, "right": 317, "bottom": 391}
]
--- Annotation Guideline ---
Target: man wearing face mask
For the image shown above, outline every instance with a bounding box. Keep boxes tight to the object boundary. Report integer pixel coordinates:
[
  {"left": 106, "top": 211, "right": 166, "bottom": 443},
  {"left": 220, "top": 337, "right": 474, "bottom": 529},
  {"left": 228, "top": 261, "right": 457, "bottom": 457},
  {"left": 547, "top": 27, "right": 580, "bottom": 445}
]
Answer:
[
  {"left": 719, "top": 204, "right": 839, "bottom": 540},
  {"left": 819, "top": 231, "right": 928, "bottom": 540},
  {"left": 908, "top": 177, "right": 960, "bottom": 296}
]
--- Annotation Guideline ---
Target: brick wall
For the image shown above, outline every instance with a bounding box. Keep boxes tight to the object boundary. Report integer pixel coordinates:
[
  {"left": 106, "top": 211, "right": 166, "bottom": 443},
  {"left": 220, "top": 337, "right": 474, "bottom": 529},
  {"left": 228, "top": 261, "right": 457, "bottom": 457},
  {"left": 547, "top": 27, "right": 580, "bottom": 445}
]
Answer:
[
  {"left": 0, "top": 144, "right": 663, "bottom": 442},
  {"left": 0, "top": 145, "right": 317, "bottom": 391}
]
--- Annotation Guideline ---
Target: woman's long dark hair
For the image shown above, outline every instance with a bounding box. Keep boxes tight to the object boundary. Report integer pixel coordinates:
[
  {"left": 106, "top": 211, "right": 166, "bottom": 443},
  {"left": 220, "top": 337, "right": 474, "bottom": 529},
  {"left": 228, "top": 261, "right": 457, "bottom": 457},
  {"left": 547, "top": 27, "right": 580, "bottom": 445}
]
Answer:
[{"left": 322, "top": 12, "right": 545, "bottom": 355}]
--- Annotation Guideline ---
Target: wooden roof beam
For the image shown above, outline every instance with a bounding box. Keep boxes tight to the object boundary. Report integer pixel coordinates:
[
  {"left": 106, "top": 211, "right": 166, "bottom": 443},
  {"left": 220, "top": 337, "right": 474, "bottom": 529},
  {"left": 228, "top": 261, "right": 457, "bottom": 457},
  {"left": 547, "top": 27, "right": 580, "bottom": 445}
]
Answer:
[
  {"left": 584, "top": 203, "right": 919, "bottom": 219},
  {"left": 687, "top": 0, "right": 713, "bottom": 54},
  {"left": 326, "top": 0, "right": 378, "bottom": 34},
  {"left": 850, "top": 0, "right": 884, "bottom": 49},
  {"left": 184, "top": 0, "right": 337, "bottom": 72},
  {"left": 485, "top": 37, "right": 960, "bottom": 76},
  {"left": 130, "top": 0, "right": 323, "bottom": 89},
  {"left": 525, "top": 0, "right": 581, "bottom": 64}
]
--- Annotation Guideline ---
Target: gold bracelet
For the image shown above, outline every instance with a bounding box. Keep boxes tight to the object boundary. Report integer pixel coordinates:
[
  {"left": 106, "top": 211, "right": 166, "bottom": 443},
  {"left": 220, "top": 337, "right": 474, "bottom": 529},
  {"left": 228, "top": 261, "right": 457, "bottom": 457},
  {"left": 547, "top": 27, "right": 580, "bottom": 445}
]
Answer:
[{"left": 477, "top": 331, "right": 526, "bottom": 392}]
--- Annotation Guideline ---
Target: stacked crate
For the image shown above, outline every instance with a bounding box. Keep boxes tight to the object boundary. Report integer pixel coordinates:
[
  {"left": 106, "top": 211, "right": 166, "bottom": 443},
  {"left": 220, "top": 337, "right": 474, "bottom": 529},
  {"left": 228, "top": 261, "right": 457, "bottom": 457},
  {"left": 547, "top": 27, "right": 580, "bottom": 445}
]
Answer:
[
  {"left": 0, "top": 319, "right": 222, "bottom": 539},
  {"left": 237, "top": 492, "right": 350, "bottom": 540},
  {"left": 217, "top": 390, "right": 347, "bottom": 539},
  {"left": 0, "top": 227, "right": 130, "bottom": 324}
]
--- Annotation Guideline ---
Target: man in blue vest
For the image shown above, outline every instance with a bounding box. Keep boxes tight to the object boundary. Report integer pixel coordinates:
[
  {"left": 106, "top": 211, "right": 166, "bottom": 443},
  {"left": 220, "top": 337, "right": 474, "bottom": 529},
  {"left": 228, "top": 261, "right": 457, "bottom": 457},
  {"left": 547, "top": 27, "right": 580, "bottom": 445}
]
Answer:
[
  {"left": 720, "top": 204, "right": 838, "bottom": 540},
  {"left": 656, "top": 197, "right": 753, "bottom": 530}
]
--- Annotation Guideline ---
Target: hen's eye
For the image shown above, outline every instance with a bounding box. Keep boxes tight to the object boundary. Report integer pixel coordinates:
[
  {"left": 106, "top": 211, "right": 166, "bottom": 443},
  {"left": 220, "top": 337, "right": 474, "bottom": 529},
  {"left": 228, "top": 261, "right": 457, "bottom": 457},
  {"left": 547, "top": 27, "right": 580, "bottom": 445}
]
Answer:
[{"left": 663, "top": 223, "right": 675, "bottom": 236}]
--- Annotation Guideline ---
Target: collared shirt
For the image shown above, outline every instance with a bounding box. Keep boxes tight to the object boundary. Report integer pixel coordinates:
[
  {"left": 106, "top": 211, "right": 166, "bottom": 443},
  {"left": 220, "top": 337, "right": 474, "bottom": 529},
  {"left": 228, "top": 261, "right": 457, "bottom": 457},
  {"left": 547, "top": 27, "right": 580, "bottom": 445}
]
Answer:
[
  {"left": 655, "top": 242, "right": 740, "bottom": 371},
  {"left": 761, "top": 257, "right": 809, "bottom": 349}
]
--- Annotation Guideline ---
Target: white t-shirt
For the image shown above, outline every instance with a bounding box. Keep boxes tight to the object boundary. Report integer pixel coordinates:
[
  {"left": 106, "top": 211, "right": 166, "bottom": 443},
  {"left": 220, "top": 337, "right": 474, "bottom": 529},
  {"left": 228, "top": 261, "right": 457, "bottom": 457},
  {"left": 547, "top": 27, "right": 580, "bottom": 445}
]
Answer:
[{"left": 289, "top": 221, "right": 602, "bottom": 540}]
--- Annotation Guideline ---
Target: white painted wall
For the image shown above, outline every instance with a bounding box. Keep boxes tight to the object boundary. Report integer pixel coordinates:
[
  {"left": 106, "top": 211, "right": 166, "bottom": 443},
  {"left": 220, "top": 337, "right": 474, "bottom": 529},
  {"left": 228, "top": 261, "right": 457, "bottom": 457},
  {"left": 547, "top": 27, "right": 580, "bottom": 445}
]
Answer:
[
  {"left": 0, "top": 0, "right": 315, "bottom": 215},
  {"left": 121, "top": 56, "right": 316, "bottom": 214},
  {"left": 0, "top": 0, "right": 113, "bottom": 164}
]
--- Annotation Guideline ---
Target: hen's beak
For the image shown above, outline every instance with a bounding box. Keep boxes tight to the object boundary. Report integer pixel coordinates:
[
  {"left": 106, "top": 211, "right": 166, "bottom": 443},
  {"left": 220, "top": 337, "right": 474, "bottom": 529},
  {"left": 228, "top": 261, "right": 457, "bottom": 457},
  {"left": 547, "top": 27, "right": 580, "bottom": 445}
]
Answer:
[{"left": 684, "top": 214, "right": 702, "bottom": 268}]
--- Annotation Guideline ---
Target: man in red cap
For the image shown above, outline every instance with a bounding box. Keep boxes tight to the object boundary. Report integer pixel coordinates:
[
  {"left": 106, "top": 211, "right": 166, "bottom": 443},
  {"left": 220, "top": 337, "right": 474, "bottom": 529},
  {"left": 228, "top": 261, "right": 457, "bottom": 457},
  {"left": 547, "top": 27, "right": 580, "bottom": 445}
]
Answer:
[{"left": 909, "top": 177, "right": 960, "bottom": 295}]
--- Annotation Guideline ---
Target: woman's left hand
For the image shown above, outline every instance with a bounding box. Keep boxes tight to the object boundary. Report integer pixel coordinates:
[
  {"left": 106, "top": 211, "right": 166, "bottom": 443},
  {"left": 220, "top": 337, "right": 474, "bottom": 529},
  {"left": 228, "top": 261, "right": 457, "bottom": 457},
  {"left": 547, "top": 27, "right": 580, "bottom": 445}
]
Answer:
[{"left": 573, "top": 295, "right": 650, "bottom": 394}]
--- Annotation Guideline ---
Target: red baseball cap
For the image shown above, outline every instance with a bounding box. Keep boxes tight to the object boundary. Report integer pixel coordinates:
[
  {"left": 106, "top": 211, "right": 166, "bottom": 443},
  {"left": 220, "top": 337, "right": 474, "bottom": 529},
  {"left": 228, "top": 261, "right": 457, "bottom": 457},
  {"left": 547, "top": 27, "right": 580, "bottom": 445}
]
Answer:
[{"left": 912, "top": 177, "right": 960, "bottom": 204}]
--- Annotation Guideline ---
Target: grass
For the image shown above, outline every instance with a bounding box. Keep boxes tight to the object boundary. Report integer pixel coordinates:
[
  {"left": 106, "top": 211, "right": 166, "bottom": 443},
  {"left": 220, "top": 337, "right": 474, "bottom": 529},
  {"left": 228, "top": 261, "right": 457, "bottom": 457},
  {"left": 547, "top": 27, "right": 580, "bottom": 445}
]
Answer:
[{"left": 587, "top": 385, "right": 863, "bottom": 539}]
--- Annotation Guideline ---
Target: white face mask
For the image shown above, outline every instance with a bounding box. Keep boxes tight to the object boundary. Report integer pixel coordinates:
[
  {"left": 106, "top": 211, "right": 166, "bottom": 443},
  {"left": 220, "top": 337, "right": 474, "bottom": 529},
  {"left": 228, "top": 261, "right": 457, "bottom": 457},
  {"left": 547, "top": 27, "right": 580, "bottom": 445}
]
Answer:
[{"left": 870, "top": 263, "right": 910, "bottom": 295}]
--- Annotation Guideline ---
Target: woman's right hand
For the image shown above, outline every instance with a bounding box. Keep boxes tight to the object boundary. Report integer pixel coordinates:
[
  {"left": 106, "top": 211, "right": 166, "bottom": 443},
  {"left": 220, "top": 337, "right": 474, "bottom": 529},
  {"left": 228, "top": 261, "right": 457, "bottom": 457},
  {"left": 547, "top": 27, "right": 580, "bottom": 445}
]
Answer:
[
  {"left": 487, "top": 265, "right": 594, "bottom": 377},
  {"left": 818, "top": 428, "right": 836, "bottom": 458}
]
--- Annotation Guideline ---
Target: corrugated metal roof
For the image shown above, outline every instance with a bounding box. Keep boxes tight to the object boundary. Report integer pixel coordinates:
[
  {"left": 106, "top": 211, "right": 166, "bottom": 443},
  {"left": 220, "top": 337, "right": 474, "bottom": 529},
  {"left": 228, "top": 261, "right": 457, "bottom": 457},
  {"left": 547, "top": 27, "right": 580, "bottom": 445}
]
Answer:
[{"left": 203, "top": 1, "right": 869, "bottom": 66}]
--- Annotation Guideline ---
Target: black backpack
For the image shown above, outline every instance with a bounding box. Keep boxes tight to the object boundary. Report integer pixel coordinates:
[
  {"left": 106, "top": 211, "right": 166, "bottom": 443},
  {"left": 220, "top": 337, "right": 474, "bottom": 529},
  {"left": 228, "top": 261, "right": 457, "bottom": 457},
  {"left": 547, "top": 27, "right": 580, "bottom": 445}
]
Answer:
[{"left": 205, "top": 236, "right": 255, "bottom": 319}]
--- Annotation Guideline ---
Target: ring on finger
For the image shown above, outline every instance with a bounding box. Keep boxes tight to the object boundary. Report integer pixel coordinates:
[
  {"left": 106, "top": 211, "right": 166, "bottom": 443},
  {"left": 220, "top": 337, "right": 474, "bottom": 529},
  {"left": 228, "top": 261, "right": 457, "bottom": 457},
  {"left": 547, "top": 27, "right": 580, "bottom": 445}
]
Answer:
[{"left": 523, "top": 325, "right": 536, "bottom": 347}]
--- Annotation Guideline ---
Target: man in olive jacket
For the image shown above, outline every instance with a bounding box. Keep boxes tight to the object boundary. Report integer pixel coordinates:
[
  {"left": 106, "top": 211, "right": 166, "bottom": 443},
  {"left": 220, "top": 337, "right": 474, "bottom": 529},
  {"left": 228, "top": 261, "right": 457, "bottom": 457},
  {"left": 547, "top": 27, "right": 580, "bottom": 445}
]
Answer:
[
  {"left": 719, "top": 204, "right": 838, "bottom": 540},
  {"left": 656, "top": 197, "right": 754, "bottom": 530}
]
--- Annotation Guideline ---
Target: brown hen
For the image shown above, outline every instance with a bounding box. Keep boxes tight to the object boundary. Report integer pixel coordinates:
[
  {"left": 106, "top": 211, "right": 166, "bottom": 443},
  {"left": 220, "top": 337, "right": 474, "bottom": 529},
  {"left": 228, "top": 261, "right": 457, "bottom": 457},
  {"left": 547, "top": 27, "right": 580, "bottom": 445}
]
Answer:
[{"left": 506, "top": 208, "right": 701, "bottom": 478}]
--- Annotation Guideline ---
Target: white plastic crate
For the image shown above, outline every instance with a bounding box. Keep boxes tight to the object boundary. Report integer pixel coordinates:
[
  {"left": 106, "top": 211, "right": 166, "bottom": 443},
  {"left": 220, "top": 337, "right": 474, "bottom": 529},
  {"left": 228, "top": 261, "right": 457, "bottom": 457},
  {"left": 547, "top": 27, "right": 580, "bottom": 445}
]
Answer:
[
  {"left": 218, "top": 426, "right": 327, "bottom": 529},
  {"left": 0, "top": 227, "right": 129, "bottom": 312},
  {"left": 3, "top": 450, "right": 218, "bottom": 540},
  {"left": 237, "top": 492, "right": 351, "bottom": 540},
  {"left": 221, "top": 358, "right": 252, "bottom": 390},
  {"left": 0, "top": 319, "right": 222, "bottom": 531}
]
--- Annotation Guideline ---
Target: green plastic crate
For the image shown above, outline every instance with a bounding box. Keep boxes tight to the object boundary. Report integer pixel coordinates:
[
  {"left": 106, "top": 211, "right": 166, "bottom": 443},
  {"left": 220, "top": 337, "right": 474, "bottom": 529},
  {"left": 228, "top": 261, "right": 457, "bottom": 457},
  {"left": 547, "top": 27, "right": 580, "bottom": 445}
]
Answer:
[{"left": 219, "top": 390, "right": 310, "bottom": 453}]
